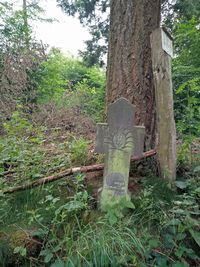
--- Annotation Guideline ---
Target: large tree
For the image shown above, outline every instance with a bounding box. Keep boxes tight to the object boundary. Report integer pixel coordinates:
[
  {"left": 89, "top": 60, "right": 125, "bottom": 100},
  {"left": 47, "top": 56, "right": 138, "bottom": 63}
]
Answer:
[
  {"left": 107, "top": 0, "right": 161, "bottom": 149},
  {"left": 58, "top": 0, "right": 161, "bottom": 149},
  {"left": 57, "top": 0, "right": 200, "bottom": 67}
]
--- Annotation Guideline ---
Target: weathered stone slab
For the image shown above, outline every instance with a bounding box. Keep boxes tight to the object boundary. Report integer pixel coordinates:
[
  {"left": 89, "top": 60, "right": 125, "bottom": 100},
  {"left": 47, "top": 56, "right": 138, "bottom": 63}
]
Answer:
[{"left": 95, "top": 97, "right": 145, "bottom": 209}]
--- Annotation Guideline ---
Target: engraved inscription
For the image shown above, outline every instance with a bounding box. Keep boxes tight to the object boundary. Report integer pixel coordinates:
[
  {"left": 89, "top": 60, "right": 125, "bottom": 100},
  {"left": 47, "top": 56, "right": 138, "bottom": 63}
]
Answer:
[
  {"left": 106, "top": 173, "right": 125, "bottom": 189},
  {"left": 114, "top": 189, "right": 126, "bottom": 196}
]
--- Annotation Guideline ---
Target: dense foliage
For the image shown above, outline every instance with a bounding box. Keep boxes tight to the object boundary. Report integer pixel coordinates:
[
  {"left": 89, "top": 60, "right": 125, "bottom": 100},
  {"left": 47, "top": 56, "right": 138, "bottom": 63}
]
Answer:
[
  {"left": 173, "top": 17, "right": 200, "bottom": 137},
  {"left": 34, "top": 48, "right": 106, "bottom": 122},
  {"left": 0, "top": 1, "right": 47, "bottom": 123},
  {"left": 57, "top": 0, "right": 200, "bottom": 138},
  {"left": 0, "top": 114, "right": 199, "bottom": 266},
  {"left": 0, "top": 0, "right": 199, "bottom": 266},
  {"left": 0, "top": 2, "right": 106, "bottom": 124}
]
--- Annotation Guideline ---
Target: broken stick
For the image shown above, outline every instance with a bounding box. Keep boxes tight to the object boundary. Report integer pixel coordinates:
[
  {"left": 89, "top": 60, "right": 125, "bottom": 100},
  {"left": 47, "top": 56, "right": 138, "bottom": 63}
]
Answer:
[{"left": 2, "top": 149, "right": 156, "bottom": 195}]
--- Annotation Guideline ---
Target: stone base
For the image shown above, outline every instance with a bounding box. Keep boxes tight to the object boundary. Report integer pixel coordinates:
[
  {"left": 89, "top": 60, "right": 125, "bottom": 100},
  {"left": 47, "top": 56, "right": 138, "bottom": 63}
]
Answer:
[{"left": 99, "top": 188, "right": 131, "bottom": 211}]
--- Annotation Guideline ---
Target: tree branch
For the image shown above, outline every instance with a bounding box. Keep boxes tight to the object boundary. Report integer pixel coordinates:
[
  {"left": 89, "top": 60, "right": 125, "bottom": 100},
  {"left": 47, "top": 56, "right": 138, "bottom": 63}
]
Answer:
[{"left": 2, "top": 150, "right": 156, "bottom": 195}]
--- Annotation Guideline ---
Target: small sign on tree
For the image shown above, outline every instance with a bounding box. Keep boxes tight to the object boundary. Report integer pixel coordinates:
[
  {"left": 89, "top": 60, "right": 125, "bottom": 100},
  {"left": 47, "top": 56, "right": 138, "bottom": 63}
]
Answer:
[{"left": 95, "top": 97, "right": 145, "bottom": 209}]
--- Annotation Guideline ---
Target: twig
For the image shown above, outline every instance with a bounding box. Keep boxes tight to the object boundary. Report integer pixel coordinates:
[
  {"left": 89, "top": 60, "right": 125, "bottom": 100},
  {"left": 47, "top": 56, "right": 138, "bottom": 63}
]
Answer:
[
  {"left": 153, "top": 249, "right": 175, "bottom": 263},
  {"left": 0, "top": 165, "right": 14, "bottom": 176},
  {"left": 2, "top": 150, "right": 156, "bottom": 195}
]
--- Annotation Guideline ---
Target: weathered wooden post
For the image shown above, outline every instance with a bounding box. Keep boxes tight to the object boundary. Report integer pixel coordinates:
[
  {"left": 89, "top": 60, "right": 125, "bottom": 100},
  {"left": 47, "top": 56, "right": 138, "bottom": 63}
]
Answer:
[
  {"left": 95, "top": 97, "right": 145, "bottom": 209},
  {"left": 150, "top": 27, "right": 176, "bottom": 184}
]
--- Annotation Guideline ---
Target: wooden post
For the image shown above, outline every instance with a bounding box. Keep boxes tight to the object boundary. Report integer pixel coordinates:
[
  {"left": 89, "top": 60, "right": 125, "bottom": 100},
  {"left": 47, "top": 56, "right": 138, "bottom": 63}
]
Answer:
[{"left": 150, "top": 27, "right": 176, "bottom": 184}]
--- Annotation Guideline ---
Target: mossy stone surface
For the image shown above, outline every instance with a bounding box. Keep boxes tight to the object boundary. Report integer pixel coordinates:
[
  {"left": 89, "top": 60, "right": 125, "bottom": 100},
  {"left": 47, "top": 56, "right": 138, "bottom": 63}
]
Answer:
[{"left": 95, "top": 98, "right": 145, "bottom": 209}]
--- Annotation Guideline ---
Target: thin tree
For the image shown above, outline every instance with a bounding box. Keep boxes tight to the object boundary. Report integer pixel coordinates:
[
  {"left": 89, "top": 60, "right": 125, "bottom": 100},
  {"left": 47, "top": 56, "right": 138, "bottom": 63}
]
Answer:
[{"left": 22, "top": 0, "right": 30, "bottom": 49}]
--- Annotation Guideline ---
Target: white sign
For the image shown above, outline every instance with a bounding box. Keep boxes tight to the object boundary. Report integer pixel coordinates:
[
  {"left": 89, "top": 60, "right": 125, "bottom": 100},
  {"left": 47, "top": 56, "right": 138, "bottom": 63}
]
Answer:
[{"left": 161, "top": 29, "right": 173, "bottom": 58}]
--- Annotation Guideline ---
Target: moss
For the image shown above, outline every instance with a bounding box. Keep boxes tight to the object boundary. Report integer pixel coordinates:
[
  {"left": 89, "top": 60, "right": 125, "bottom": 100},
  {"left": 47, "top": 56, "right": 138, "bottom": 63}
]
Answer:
[{"left": 0, "top": 229, "right": 41, "bottom": 266}]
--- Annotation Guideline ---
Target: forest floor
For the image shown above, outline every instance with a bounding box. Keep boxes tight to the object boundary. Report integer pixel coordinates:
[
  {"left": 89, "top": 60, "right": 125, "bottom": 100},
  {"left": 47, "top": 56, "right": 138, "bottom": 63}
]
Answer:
[{"left": 0, "top": 106, "right": 199, "bottom": 267}]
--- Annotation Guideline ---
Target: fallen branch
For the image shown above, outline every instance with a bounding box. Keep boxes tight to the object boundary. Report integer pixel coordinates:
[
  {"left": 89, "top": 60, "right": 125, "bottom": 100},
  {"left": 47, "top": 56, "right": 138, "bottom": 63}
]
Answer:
[
  {"left": 2, "top": 150, "right": 156, "bottom": 195},
  {"left": 0, "top": 169, "right": 14, "bottom": 176}
]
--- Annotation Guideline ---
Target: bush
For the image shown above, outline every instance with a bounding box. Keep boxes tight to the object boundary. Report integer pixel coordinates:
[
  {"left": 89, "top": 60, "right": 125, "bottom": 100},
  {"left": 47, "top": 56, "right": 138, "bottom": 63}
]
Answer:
[
  {"left": 173, "top": 17, "right": 200, "bottom": 137},
  {"left": 34, "top": 49, "right": 106, "bottom": 122}
]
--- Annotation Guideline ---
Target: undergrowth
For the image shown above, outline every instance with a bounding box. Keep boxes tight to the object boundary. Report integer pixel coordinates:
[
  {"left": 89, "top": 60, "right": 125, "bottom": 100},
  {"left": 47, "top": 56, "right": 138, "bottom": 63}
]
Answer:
[{"left": 0, "top": 111, "right": 199, "bottom": 267}]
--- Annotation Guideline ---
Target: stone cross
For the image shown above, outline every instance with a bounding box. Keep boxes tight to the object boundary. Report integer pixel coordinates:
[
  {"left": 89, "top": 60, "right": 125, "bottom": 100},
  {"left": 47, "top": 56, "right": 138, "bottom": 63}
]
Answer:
[{"left": 95, "top": 97, "right": 145, "bottom": 208}]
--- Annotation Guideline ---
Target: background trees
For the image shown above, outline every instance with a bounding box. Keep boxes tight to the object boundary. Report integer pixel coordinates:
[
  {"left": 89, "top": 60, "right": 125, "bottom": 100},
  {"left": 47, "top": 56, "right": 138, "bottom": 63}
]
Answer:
[
  {"left": 0, "top": 1, "right": 46, "bottom": 123},
  {"left": 57, "top": 0, "right": 109, "bottom": 66},
  {"left": 173, "top": 15, "right": 200, "bottom": 137},
  {"left": 0, "top": 1, "right": 199, "bottom": 266},
  {"left": 57, "top": 0, "right": 200, "bottom": 140},
  {"left": 35, "top": 48, "right": 106, "bottom": 122}
]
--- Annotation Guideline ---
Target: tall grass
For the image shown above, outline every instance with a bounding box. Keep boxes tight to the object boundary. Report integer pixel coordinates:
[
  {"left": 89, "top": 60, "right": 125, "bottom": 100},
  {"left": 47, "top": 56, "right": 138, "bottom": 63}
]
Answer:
[{"left": 63, "top": 219, "right": 145, "bottom": 267}]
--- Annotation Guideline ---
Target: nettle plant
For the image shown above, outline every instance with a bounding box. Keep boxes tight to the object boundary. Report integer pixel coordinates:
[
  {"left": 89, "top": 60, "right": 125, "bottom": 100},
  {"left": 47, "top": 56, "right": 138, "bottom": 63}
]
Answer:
[
  {"left": 0, "top": 110, "right": 45, "bottom": 181},
  {"left": 26, "top": 173, "right": 93, "bottom": 266}
]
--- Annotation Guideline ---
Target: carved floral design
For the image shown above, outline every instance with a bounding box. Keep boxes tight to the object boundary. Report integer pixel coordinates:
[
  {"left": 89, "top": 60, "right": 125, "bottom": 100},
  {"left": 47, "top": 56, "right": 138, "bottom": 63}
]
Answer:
[{"left": 105, "top": 128, "right": 133, "bottom": 150}]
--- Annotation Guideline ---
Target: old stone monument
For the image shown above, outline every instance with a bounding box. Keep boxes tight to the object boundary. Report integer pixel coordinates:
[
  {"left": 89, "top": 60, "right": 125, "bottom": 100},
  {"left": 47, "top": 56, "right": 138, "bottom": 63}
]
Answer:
[{"left": 95, "top": 97, "right": 145, "bottom": 209}]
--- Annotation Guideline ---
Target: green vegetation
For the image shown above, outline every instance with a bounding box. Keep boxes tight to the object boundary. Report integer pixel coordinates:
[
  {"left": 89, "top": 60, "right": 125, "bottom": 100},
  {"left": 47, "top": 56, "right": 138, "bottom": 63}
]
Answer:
[
  {"left": 0, "top": 106, "right": 199, "bottom": 267},
  {"left": 0, "top": 1, "right": 199, "bottom": 266},
  {"left": 35, "top": 49, "right": 106, "bottom": 122},
  {"left": 173, "top": 16, "right": 200, "bottom": 137}
]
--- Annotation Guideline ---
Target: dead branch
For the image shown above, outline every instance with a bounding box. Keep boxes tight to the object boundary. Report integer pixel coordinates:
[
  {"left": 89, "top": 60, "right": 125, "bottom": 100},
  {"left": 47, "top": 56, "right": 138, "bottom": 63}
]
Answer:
[{"left": 2, "top": 150, "right": 156, "bottom": 195}]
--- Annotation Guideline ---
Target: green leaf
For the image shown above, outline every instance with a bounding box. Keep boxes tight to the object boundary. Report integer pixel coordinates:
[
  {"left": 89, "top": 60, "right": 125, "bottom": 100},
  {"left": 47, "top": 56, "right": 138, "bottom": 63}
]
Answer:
[
  {"left": 172, "top": 208, "right": 185, "bottom": 214},
  {"left": 50, "top": 259, "right": 65, "bottom": 267},
  {"left": 166, "top": 219, "right": 181, "bottom": 226},
  {"left": 14, "top": 247, "right": 21, "bottom": 254},
  {"left": 195, "top": 187, "right": 200, "bottom": 197},
  {"left": 53, "top": 245, "right": 62, "bottom": 253},
  {"left": 125, "top": 200, "right": 135, "bottom": 209},
  {"left": 148, "top": 239, "right": 159, "bottom": 248},
  {"left": 176, "top": 181, "right": 187, "bottom": 189},
  {"left": 44, "top": 252, "right": 54, "bottom": 263},
  {"left": 32, "top": 173, "right": 43, "bottom": 179},
  {"left": 20, "top": 247, "right": 27, "bottom": 257},
  {"left": 108, "top": 212, "right": 118, "bottom": 225},
  {"left": 0, "top": 192, "right": 5, "bottom": 197},
  {"left": 189, "top": 229, "right": 200, "bottom": 247},
  {"left": 14, "top": 246, "right": 27, "bottom": 257},
  {"left": 172, "top": 262, "right": 189, "bottom": 267},
  {"left": 175, "top": 247, "right": 185, "bottom": 258},
  {"left": 176, "top": 233, "right": 186, "bottom": 241},
  {"left": 32, "top": 228, "right": 48, "bottom": 238},
  {"left": 194, "top": 166, "right": 200, "bottom": 173}
]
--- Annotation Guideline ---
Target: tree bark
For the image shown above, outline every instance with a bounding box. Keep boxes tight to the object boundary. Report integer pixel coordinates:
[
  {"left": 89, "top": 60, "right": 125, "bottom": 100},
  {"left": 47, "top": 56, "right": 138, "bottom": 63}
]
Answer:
[{"left": 107, "top": 0, "right": 161, "bottom": 150}]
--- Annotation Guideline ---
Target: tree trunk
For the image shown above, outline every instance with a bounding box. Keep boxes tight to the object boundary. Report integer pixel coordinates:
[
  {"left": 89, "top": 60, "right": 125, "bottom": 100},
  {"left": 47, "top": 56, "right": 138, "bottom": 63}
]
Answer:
[
  {"left": 107, "top": 0, "right": 161, "bottom": 149},
  {"left": 23, "top": 0, "right": 30, "bottom": 49}
]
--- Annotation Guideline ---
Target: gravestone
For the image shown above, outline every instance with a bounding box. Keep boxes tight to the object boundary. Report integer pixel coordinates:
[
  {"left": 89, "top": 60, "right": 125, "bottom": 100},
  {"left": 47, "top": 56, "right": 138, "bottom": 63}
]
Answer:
[{"left": 95, "top": 97, "right": 145, "bottom": 209}]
